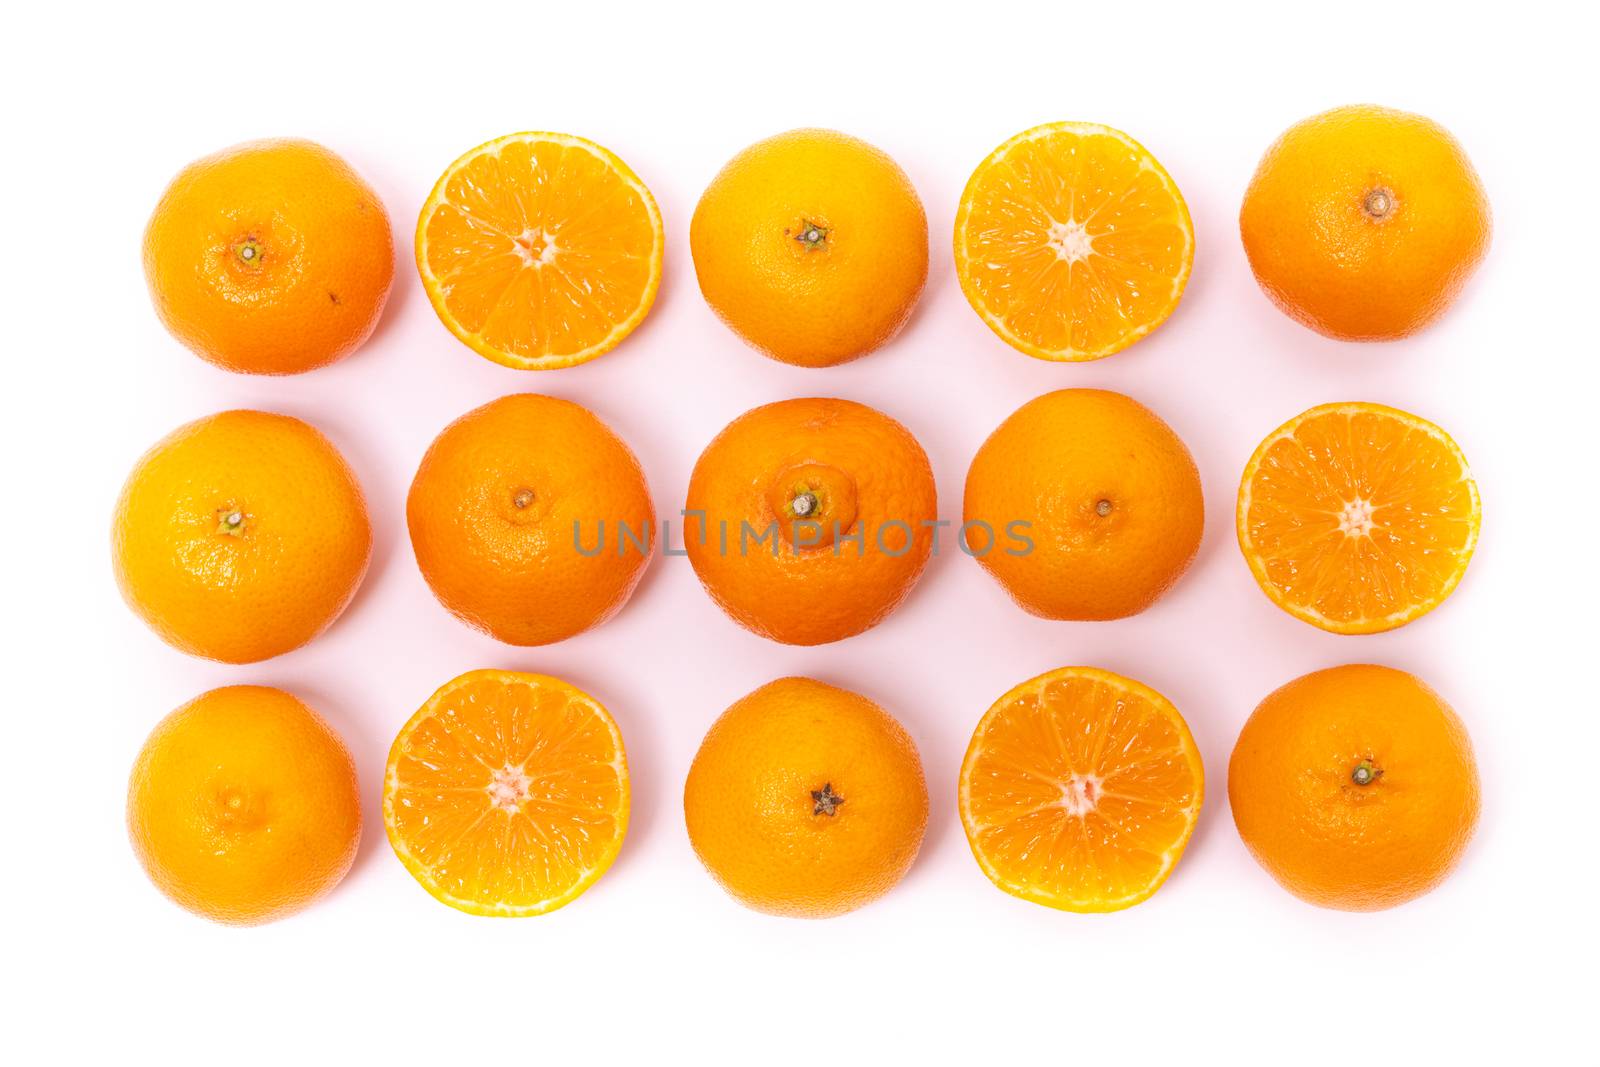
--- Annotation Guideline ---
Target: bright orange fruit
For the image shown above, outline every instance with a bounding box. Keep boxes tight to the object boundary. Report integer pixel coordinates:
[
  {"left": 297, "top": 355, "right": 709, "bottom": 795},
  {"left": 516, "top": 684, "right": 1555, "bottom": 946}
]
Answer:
[
  {"left": 963, "top": 389, "right": 1204, "bottom": 620},
  {"left": 684, "top": 677, "right": 928, "bottom": 918},
  {"left": 128, "top": 686, "right": 362, "bottom": 925},
  {"left": 416, "top": 132, "right": 663, "bottom": 369},
  {"left": 1229, "top": 665, "right": 1480, "bottom": 911},
  {"left": 112, "top": 410, "right": 372, "bottom": 663},
  {"left": 683, "top": 397, "right": 936, "bottom": 644},
  {"left": 406, "top": 394, "right": 655, "bottom": 646},
  {"left": 959, "top": 667, "right": 1203, "bottom": 912},
  {"left": 691, "top": 128, "right": 928, "bottom": 367},
  {"left": 1240, "top": 104, "right": 1491, "bottom": 340},
  {"left": 954, "top": 122, "right": 1194, "bottom": 361},
  {"left": 1237, "top": 402, "right": 1480, "bottom": 633},
  {"left": 384, "top": 670, "right": 629, "bottom": 917},
  {"left": 143, "top": 138, "right": 394, "bottom": 375}
]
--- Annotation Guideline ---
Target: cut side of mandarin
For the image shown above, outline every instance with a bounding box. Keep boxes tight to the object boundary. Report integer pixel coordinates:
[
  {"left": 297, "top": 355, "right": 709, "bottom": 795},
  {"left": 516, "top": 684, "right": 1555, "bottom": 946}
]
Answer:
[
  {"left": 954, "top": 122, "right": 1194, "bottom": 361},
  {"left": 416, "top": 132, "right": 663, "bottom": 370},
  {"left": 958, "top": 667, "right": 1203, "bottom": 912},
  {"left": 1237, "top": 403, "right": 1481, "bottom": 634},
  {"left": 383, "top": 670, "right": 629, "bottom": 916}
]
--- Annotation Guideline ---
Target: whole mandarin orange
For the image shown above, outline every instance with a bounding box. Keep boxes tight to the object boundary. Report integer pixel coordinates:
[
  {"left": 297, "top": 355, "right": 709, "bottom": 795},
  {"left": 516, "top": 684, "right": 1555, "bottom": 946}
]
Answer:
[
  {"left": 683, "top": 397, "right": 936, "bottom": 645},
  {"left": 684, "top": 677, "right": 928, "bottom": 918},
  {"left": 407, "top": 394, "right": 655, "bottom": 646},
  {"left": 963, "top": 389, "right": 1203, "bottom": 620},
  {"left": 144, "top": 138, "right": 394, "bottom": 374},
  {"left": 112, "top": 410, "right": 372, "bottom": 663},
  {"left": 127, "top": 685, "right": 362, "bottom": 925},
  {"left": 1229, "top": 664, "right": 1481, "bottom": 911},
  {"left": 690, "top": 129, "right": 928, "bottom": 367},
  {"left": 1239, "top": 105, "right": 1490, "bottom": 340}
]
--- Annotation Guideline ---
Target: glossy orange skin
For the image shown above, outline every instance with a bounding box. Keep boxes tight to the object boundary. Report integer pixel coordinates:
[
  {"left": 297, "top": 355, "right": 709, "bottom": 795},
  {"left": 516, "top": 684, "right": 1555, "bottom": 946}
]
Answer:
[
  {"left": 684, "top": 677, "right": 928, "bottom": 918},
  {"left": 691, "top": 129, "right": 928, "bottom": 367},
  {"left": 127, "top": 686, "right": 361, "bottom": 925},
  {"left": 684, "top": 397, "right": 936, "bottom": 645},
  {"left": 1229, "top": 665, "right": 1481, "bottom": 911},
  {"left": 144, "top": 138, "right": 394, "bottom": 374},
  {"left": 963, "top": 389, "right": 1203, "bottom": 620},
  {"left": 1240, "top": 105, "right": 1490, "bottom": 340},
  {"left": 407, "top": 394, "right": 655, "bottom": 646},
  {"left": 112, "top": 410, "right": 372, "bottom": 663}
]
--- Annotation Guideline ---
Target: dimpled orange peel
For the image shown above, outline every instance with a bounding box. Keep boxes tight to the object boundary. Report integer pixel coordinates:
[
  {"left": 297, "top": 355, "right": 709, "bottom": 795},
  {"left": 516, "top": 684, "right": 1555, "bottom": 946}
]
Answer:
[
  {"left": 684, "top": 677, "right": 928, "bottom": 918},
  {"left": 112, "top": 410, "right": 372, "bottom": 663},
  {"left": 127, "top": 685, "right": 362, "bottom": 925},
  {"left": 143, "top": 138, "right": 395, "bottom": 375},
  {"left": 691, "top": 128, "right": 928, "bottom": 366},
  {"left": 683, "top": 397, "right": 936, "bottom": 644}
]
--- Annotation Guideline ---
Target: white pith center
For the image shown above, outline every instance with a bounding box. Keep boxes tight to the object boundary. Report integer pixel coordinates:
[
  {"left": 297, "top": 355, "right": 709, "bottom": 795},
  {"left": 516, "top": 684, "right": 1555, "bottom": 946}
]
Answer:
[
  {"left": 514, "top": 227, "right": 559, "bottom": 267},
  {"left": 1048, "top": 219, "right": 1094, "bottom": 264},
  {"left": 1338, "top": 498, "right": 1377, "bottom": 537},
  {"left": 1060, "top": 773, "right": 1102, "bottom": 816},
  {"left": 487, "top": 764, "right": 533, "bottom": 811}
]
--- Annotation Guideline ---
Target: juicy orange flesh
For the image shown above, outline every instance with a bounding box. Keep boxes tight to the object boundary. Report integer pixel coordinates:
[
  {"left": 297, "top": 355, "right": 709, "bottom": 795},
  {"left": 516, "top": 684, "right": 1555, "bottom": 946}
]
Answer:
[
  {"left": 962, "top": 130, "right": 1189, "bottom": 353},
  {"left": 422, "top": 139, "right": 656, "bottom": 360},
  {"left": 387, "top": 676, "right": 625, "bottom": 910},
  {"left": 965, "top": 675, "right": 1199, "bottom": 905},
  {"left": 1244, "top": 410, "right": 1477, "bottom": 626}
]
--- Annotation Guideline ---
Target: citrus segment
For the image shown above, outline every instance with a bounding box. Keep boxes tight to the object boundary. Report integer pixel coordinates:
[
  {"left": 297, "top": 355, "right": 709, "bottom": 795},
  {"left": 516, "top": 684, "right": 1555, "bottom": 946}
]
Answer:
[
  {"left": 1237, "top": 402, "right": 1480, "bottom": 633},
  {"left": 383, "top": 670, "right": 629, "bottom": 916},
  {"left": 954, "top": 122, "right": 1194, "bottom": 361},
  {"left": 958, "top": 667, "right": 1203, "bottom": 912},
  {"left": 416, "top": 132, "right": 663, "bottom": 369}
]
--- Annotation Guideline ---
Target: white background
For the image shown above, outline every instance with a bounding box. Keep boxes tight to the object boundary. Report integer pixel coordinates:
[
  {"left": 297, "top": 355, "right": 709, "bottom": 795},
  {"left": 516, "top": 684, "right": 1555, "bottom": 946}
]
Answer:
[{"left": 7, "top": 1, "right": 1597, "bottom": 1061}]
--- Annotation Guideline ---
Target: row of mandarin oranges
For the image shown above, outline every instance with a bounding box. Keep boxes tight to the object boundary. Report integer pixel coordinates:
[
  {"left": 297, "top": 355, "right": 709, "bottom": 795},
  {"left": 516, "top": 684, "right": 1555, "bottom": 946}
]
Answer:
[
  {"left": 122, "top": 104, "right": 1489, "bottom": 926},
  {"left": 144, "top": 109, "right": 1489, "bottom": 379},
  {"left": 132, "top": 661, "right": 1477, "bottom": 923},
  {"left": 114, "top": 388, "right": 1479, "bottom": 665}
]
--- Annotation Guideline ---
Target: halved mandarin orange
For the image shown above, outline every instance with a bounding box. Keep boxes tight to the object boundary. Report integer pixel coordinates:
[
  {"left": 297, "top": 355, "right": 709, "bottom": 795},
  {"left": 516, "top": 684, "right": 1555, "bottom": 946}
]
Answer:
[
  {"left": 416, "top": 132, "right": 663, "bottom": 369},
  {"left": 383, "top": 669, "right": 629, "bottom": 916},
  {"left": 954, "top": 122, "right": 1194, "bottom": 361},
  {"left": 958, "top": 667, "right": 1204, "bottom": 913},
  {"left": 1237, "top": 402, "right": 1481, "bottom": 634}
]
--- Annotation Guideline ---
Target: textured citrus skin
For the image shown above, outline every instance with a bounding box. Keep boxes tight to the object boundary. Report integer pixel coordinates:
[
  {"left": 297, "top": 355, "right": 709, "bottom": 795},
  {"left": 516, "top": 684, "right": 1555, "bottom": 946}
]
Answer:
[
  {"left": 1237, "top": 402, "right": 1481, "bottom": 633},
  {"left": 407, "top": 394, "right": 655, "bottom": 646},
  {"left": 384, "top": 670, "right": 629, "bottom": 917},
  {"left": 1240, "top": 105, "right": 1491, "bottom": 340},
  {"left": 1229, "top": 665, "right": 1480, "bottom": 911},
  {"left": 415, "top": 131, "right": 663, "bottom": 370},
  {"left": 959, "top": 667, "right": 1204, "bottom": 912},
  {"left": 690, "top": 129, "right": 928, "bottom": 367},
  {"left": 963, "top": 389, "right": 1203, "bottom": 619},
  {"left": 143, "top": 138, "right": 394, "bottom": 374},
  {"left": 954, "top": 122, "right": 1194, "bottom": 361},
  {"left": 684, "top": 677, "right": 928, "bottom": 918},
  {"left": 112, "top": 410, "right": 372, "bottom": 663},
  {"left": 127, "top": 686, "right": 361, "bottom": 925},
  {"left": 684, "top": 397, "right": 936, "bottom": 645}
]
